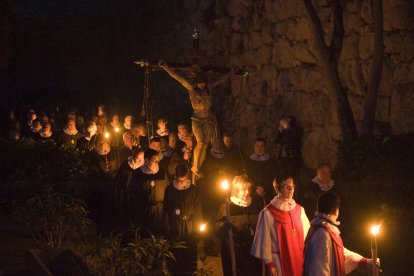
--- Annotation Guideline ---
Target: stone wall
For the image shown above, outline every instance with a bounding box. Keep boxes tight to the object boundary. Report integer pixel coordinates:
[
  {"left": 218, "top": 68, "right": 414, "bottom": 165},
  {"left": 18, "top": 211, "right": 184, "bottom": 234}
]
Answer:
[{"left": 139, "top": 0, "right": 414, "bottom": 169}]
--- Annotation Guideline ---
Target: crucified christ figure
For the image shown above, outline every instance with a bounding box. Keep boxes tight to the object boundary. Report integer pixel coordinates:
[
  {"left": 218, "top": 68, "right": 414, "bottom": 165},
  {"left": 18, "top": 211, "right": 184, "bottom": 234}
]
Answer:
[{"left": 158, "top": 60, "right": 231, "bottom": 179}]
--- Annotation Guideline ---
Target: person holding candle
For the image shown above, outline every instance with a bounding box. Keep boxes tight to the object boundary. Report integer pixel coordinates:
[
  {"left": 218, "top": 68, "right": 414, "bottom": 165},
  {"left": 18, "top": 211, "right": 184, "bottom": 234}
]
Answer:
[
  {"left": 303, "top": 192, "right": 378, "bottom": 275},
  {"left": 215, "top": 174, "right": 262, "bottom": 276},
  {"left": 251, "top": 175, "right": 310, "bottom": 276},
  {"left": 163, "top": 164, "right": 202, "bottom": 275}
]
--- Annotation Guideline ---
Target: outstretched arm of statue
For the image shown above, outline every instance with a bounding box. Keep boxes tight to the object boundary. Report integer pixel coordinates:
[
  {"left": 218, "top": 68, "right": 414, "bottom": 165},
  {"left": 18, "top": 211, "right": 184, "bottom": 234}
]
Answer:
[
  {"left": 209, "top": 68, "right": 233, "bottom": 88},
  {"left": 158, "top": 60, "right": 194, "bottom": 91}
]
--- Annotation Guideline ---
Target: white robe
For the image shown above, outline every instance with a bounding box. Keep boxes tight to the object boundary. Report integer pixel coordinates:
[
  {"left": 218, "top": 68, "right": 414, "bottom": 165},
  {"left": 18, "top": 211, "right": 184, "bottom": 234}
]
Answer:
[
  {"left": 250, "top": 197, "right": 310, "bottom": 275},
  {"left": 303, "top": 217, "right": 364, "bottom": 275}
]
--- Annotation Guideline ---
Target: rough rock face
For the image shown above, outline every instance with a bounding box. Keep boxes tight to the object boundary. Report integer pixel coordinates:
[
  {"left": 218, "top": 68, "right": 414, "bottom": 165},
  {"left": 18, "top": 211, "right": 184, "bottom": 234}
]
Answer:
[{"left": 139, "top": 0, "right": 414, "bottom": 169}]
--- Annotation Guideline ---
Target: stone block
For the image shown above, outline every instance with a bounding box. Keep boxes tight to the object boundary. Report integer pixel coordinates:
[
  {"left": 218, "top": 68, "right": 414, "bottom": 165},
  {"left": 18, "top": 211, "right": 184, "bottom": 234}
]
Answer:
[
  {"left": 227, "top": 0, "right": 248, "bottom": 17},
  {"left": 344, "top": 12, "right": 363, "bottom": 34},
  {"left": 292, "top": 43, "right": 318, "bottom": 64},
  {"left": 288, "top": 67, "right": 324, "bottom": 92},
  {"left": 230, "top": 33, "right": 243, "bottom": 54},
  {"left": 302, "top": 127, "right": 338, "bottom": 169},
  {"left": 272, "top": 38, "right": 301, "bottom": 68},
  {"left": 340, "top": 33, "right": 360, "bottom": 61},
  {"left": 263, "top": 0, "right": 304, "bottom": 23},
  {"left": 340, "top": 60, "right": 365, "bottom": 96},
  {"left": 384, "top": 32, "right": 402, "bottom": 54},
  {"left": 401, "top": 34, "right": 414, "bottom": 62},
  {"left": 390, "top": 84, "right": 414, "bottom": 134},
  {"left": 293, "top": 17, "right": 312, "bottom": 41},
  {"left": 358, "top": 31, "right": 374, "bottom": 59}
]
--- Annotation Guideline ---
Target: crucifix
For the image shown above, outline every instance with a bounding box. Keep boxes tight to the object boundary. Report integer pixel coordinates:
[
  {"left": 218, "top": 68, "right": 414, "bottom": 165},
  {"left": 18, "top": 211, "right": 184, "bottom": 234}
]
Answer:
[{"left": 135, "top": 28, "right": 247, "bottom": 181}]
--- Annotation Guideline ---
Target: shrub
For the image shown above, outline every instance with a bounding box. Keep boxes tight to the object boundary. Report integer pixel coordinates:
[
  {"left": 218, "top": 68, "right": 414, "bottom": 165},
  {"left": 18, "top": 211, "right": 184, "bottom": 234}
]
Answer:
[
  {"left": 15, "top": 193, "right": 92, "bottom": 249},
  {"left": 81, "top": 229, "right": 185, "bottom": 275}
]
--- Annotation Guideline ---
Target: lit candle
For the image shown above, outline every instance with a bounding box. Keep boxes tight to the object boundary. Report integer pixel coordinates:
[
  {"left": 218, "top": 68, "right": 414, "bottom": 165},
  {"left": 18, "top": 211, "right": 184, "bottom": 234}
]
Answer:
[
  {"left": 104, "top": 132, "right": 110, "bottom": 139},
  {"left": 221, "top": 179, "right": 229, "bottom": 191},
  {"left": 199, "top": 223, "right": 207, "bottom": 232},
  {"left": 115, "top": 127, "right": 119, "bottom": 133},
  {"left": 370, "top": 224, "right": 380, "bottom": 276}
]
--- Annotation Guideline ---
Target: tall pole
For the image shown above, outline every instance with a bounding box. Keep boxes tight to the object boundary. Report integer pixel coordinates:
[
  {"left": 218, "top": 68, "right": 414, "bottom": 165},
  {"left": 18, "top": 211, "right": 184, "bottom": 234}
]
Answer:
[{"left": 225, "top": 198, "right": 237, "bottom": 276}]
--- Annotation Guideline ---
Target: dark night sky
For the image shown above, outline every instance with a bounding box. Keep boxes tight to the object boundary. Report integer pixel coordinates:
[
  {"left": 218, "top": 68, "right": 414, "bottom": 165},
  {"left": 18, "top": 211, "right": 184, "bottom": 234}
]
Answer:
[{"left": 2, "top": 0, "right": 193, "bottom": 125}]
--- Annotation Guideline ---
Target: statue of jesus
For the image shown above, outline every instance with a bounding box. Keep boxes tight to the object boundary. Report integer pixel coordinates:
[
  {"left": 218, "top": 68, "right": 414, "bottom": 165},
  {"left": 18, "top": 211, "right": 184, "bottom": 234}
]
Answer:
[{"left": 158, "top": 60, "right": 231, "bottom": 179}]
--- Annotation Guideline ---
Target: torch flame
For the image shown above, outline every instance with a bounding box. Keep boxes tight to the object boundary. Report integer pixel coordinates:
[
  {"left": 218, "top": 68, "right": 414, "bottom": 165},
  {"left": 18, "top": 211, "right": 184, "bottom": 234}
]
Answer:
[
  {"left": 104, "top": 132, "right": 110, "bottom": 139},
  {"left": 371, "top": 225, "right": 381, "bottom": 236},
  {"left": 221, "top": 180, "right": 229, "bottom": 190},
  {"left": 199, "top": 223, "right": 207, "bottom": 232}
]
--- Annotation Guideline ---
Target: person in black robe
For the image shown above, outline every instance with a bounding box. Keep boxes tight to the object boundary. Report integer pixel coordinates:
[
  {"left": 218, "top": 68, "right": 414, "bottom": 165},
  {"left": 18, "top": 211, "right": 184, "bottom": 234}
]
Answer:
[
  {"left": 38, "top": 122, "right": 55, "bottom": 143},
  {"left": 302, "top": 163, "right": 341, "bottom": 218},
  {"left": 115, "top": 149, "right": 145, "bottom": 230},
  {"left": 76, "top": 121, "right": 97, "bottom": 152},
  {"left": 89, "top": 134, "right": 119, "bottom": 233},
  {"left": 130, "top": 149, "right": 168, "bottom": 234},
  {"left": 57, "top": 118, "right": 84, "bottom": 149},
  {"left": 108, "top": 114, "right": 124, "bottom": 148},
  {"left": 117, "top": 131, "right": 138, "bottom": 166},
  {"left": 158, "top": 136, "right": 174, "bottom": 182},
  {"left": 246, "top": 137, "right": 277, "bottom": 204},
  {"left": 214, "top": 175, "right": 262, "bottom": 276},
  {"left": 27, "top": 119, "right": 42, "bottom": 142},
  {"left": 168, "top": 137, "right": 193, "bottom": 181},
  {"left": 222, "top": 132, "right": 245, "bottom": 176},
  {"left": 274, "top": 116, "right": 302, "bottom": 178},
  {"left": 164, "top": 164, "right": 202, "bottom": 275},
  {"left": 132, "top": 123, "right": 149, "bottom": 151}
]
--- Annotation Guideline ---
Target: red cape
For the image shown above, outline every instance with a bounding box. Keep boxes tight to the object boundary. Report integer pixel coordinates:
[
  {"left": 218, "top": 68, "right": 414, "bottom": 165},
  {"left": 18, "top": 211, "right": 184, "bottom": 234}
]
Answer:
[
  {"left": 305, "top": 223, "right": 345, "bottom": 276},
  {"left": 267, "top": 203, "right": 304, "bottom": 276}
]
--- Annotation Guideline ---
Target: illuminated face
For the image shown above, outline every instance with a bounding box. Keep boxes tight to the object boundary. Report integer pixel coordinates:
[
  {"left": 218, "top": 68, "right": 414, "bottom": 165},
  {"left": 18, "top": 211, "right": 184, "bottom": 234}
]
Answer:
[
  {"left": 112, "top": 115, "right": 120, "bottom": 125},
  {"left": 278, "top": 178, "right": 295, "bottom": 200},
  {"left": 123, "top": 133, "right": 134, "bottom": 148},
  {"left": 280, "top": 119, "right": 289, "bottom": 129},
  {"left": 67, "top": 120, "right": 76, "bottom": 132},
  {"left": 158, "top": 120, "right": 167, "bottom": 130},
  {"left": 254, "top": 141, "right": 266, "bottom": 156},
  {"left": 178, "top": 125, "right": 188, "bottom": 136},
  {"left": 134, "top": 151, "right": 145, "bottom": 167},
  {"left": 317, "top": 165, "right": 332, "bottom": 184},
  {"left": 234, "top": 184, "right": 250, "bottom": 203},
  {"left": 149, "top": 141, "right": 161, "bottom": 151},
  {"left": 177, "top": 175, "right": 190, "bottom": 189},
  {"left": 147, "top": 154, "right": 160, "bottom": 172},
  {"left": 138, "top": 125, "right": 146, "bottom": 136},
  {"left": 169, "top": 133, "right": 177, "bottom": 148},
  {"left": 43, "top": 124, "right": 51, "bottom": 132},
  {"left": 223, "top": 136, "right": 233, "bottom": 148},
  {"left": 185, "top": 138, "right": 193, "bottom": 150},
  {"left": 97, "top": 141, "right": 110, "bottom": 153},
  {"left": 124, "top": 116, "right": 133, "bottom": 128}
]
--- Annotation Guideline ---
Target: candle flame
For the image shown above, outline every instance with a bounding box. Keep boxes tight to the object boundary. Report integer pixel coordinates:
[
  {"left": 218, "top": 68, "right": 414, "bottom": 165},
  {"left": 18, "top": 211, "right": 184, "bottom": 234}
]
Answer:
[
  {"left": 199, "top": 223, "right": 207, "bottom": 232},
  {"left": 104, "top": 132, "right": 110, "bottom": 139},
  {"left": 221, "top": 179, "right": 229, "bottom": 190},
  {"left": 371, "top": 225, "right": 381, "bottom": 236},
  {"left": 115, "top": 127, "right": 119, "bottom": 133}
]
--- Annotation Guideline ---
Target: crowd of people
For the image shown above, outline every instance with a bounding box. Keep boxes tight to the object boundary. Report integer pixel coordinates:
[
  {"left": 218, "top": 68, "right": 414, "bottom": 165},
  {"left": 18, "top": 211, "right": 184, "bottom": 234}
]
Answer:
[{"left": 5, "top": 105, "right": 379, "bottom": 275}]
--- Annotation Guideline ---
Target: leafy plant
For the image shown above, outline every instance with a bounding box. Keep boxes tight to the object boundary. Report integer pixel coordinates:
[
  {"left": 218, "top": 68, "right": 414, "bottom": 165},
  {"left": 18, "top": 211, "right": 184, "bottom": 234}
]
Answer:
[
  {"left": 15, "top": 193, "right": 92, "bottom": 249},
  {"left": 81, "top": 229, "right": 186, "bottom": 275},
  {"left": 196, "top": 256, "right": 214, "bottom": 276}
]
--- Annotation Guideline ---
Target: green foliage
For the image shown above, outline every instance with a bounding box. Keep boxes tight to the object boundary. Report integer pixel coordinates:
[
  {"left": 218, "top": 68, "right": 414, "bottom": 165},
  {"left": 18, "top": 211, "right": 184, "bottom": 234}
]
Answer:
[
  {"left": 196, "top": 256, "right": 214, "bottom": 276},
  {"left": 0, "top": 139, "right": 96, "bottom": 209},
  {"left": 15, "top": 193, "right": 92, "bottom": 249},
  {"left": 81, "top": 229, "right": 186, "bottom": 275}
]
